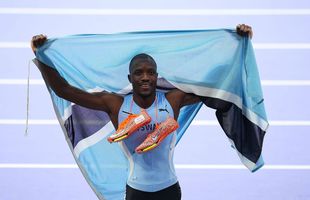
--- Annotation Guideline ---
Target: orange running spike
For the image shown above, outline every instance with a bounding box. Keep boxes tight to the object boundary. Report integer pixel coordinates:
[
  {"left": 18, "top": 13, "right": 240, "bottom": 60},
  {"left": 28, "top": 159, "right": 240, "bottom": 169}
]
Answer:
[
  {"left": 107, "top": 109, "right": 151, "bottom": 143},
  {"left": 135, "top": 117, "right": 179, "bottom": 153}
]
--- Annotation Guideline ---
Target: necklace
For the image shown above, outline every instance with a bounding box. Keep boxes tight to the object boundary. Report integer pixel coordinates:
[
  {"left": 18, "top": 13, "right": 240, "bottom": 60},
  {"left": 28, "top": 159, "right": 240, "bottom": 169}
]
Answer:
[{"left": 129, "top": 95, "right": 158, "bottom": 126}]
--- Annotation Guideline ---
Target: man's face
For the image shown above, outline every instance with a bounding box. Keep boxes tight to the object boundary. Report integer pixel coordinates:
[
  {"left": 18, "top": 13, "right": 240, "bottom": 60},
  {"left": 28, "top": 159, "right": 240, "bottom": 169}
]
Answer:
[{"left": 128, "top": 59, "right": 158, "bottom": 97}]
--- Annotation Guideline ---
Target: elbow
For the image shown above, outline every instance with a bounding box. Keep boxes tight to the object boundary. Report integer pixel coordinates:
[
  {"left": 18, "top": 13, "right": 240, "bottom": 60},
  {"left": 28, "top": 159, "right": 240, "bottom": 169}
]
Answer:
[
  {"left": 51, "top": 84, "right": 71, "bottom": 99},
  {"left": 55, "top": 90, "right": 66, "bottom": 99}
]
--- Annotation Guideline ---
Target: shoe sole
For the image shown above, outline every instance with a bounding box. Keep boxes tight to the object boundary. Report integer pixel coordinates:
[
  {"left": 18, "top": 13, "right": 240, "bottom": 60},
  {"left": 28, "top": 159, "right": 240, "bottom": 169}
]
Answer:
[
  {"left": 136, "top": 122, "right": 179, "bottom": 153},
  {"left": 108, "top": 113, "right": 151, "bottom": 143}
]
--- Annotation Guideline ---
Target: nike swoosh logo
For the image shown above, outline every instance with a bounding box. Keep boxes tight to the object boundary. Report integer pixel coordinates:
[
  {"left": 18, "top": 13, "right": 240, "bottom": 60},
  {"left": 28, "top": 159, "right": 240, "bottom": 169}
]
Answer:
[{"left": 151, "top": 135, "right": 158, "bottom": 142}]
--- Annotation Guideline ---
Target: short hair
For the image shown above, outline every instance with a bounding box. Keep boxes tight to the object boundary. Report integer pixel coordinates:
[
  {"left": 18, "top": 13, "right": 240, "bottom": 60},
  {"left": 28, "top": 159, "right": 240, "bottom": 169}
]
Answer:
[{"left": 129, "top": 53, "right": 157, "bottom": 73}]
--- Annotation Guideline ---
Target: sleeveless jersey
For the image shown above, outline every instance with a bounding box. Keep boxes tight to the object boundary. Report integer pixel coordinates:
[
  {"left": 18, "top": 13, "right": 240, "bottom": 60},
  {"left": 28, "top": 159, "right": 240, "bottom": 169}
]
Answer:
[{"left": 118, "top": 92, "right": 178, "bottom": 192}]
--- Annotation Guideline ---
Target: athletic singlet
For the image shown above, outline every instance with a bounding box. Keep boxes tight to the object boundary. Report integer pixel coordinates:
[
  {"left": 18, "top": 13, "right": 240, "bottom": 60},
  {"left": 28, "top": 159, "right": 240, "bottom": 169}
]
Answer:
[{"left": 118, "top": 92, "right": 178, "bottom": 192}]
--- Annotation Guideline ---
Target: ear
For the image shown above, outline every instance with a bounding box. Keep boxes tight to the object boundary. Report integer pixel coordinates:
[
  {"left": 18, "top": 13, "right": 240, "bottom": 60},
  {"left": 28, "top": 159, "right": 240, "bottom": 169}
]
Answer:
[{"left": 128, "top": 74, "right": 132, "bottom": 83}]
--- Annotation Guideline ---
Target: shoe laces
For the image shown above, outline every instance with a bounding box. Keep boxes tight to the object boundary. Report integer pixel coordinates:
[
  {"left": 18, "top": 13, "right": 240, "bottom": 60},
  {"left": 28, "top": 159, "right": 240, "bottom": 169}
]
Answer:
[{"left": 117, "top": 114, "right": 138, "bottom": 130}]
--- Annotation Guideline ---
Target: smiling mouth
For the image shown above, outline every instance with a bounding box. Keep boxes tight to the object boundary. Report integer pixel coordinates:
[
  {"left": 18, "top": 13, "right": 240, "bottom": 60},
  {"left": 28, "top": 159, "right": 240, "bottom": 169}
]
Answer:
[{"left": 140, "top": 84, "right": 151, "bottom": 89}]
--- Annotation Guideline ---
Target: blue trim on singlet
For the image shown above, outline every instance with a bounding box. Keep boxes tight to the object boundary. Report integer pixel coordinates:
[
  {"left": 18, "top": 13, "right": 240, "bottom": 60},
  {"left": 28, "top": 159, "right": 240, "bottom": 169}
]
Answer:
[{"left": 118, "top": 92, "right": 178, "bottom": 192}]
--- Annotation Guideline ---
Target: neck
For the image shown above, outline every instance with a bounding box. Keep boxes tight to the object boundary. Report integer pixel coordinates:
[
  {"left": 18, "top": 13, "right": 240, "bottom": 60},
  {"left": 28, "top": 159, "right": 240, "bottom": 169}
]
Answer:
[{"left": 132, "top": 92, "right": 156, "bottom": 109}]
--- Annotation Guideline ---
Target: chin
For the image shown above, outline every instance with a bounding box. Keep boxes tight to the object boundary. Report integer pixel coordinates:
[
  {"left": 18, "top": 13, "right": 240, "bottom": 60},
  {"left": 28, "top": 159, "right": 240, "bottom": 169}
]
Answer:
[
  {"left": 139, "top": 89, "right": 155, "bottom": 97},
  {"left": 139, "top": 91, "right": 153, "bottom": 97}
]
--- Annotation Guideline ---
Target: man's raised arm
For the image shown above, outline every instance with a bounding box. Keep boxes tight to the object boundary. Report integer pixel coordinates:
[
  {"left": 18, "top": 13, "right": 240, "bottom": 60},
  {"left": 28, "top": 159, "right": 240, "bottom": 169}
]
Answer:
[
  {"left": 166, "top": 24, "right": 254, "bottom": 119},
  {"left": 31, "top": 35, "right": 123, "bottom": 114}
]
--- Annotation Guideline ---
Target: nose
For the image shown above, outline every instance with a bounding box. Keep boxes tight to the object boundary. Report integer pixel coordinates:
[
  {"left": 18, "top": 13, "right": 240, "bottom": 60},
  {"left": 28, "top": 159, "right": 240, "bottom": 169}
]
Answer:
[{"left": 141, "top": 72, "right": 150, "bottom": 81}]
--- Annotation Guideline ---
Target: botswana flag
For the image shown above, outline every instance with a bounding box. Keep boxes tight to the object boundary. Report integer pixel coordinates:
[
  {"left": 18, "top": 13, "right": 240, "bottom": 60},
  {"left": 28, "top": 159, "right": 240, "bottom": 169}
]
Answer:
[{"left": 34, "top": 29, "right": 268, "bottom": 200}]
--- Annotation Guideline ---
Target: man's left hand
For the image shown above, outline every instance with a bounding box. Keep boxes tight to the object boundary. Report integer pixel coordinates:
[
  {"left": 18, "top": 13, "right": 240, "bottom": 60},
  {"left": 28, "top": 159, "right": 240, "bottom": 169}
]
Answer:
[{"left": 236, "top": 24, "right": 253, "bottom": 39}]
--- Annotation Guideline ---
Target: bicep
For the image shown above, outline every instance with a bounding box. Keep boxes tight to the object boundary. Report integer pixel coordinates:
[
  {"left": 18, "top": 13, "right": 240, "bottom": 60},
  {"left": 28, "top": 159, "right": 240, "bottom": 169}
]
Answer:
[
  {"left": 34, "top": 59, "right": 122, "bottom": 113},
  {"left": 180, "top": 93, "right": 201, "bottom": 107},
  {"left": 166, "top": 89, "right": 201, "bottom": 109},
  {"left": 62, "top": 89, "right": 121, "bottom": 114}
]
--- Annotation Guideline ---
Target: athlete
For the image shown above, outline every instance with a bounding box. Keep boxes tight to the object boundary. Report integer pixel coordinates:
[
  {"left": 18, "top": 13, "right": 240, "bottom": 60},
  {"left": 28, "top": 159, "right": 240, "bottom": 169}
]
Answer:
[{"left": 31, "top": 24, "right": 253, "bottom": 200}]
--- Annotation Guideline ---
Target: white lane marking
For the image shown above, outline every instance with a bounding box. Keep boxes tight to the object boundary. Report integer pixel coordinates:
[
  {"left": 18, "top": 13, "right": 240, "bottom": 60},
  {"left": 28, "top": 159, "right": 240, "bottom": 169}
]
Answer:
[
  {"left": 191, "top": 120, "right": 310, "bottom": 126},
  {"left": 0, "top": 42, "right": 29, "bottom": 48},
  {"left": 1, "top": 163, "right": 310, "bottom": 170},
  {"left": 2, "top": 42, "right": 310, "bottom": 49},
  {"left": 1, "top": 8, "right": 310, "bottom": 16},
  {"left": 253, "top": 43, "right": 310, "bottom": 49},
  {"left": 176, "top": 164, "right": 310, "bottom": 170},
  {"left": 0, "top": 120, "right": 59, "bottom": 125},
  {"left": 0, "top": 79, "right": 44, "bottom": 85},
  {"left": 261, "top": 80, "right": 310, "bottom": 86},
  {"left": 267, "top": 121, "right": 310, "bottom": 126},
  {"left": 1, "top": 120, "right": 310, "bottom": 126},
  {"left": 0, "top": 164, "right": 78, "bottom": 168}
]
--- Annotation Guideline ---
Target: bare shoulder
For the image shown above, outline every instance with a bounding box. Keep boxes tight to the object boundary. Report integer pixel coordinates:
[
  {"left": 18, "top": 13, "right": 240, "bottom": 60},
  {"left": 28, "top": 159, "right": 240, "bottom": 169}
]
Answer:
[
  {"left": 164, "top": 89, "right": 186, "bottom": 120},
  {"left": 166, "top": 88, "right": 201, "bottom": 108},
  {"left": 165, "top": 89, "right": 186, "bottom": 109},
  {"left": 102, "top": 92, "right": 123, "bottom": 101},
  {"left": 165, "top": 89, "right": 186, "bottom": 103},
  {"left": 98, "top": 92, "right": 124, "bottom": 112},
  {"left": 97, "top": 92, "right": 123, "bottom": 128}
]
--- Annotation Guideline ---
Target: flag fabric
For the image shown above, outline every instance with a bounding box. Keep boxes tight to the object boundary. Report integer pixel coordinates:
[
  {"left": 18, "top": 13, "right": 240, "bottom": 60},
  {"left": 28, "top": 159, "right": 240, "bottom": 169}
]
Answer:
[{"left": 34, "top": 29, "right": 268, "bottom": 200}]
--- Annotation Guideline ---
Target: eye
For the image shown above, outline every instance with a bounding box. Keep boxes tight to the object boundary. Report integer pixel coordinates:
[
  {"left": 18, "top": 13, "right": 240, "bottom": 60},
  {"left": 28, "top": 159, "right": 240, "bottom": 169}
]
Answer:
[
  {"left": 134, "top": 70, "right": 142, "bottom": 76},
  {"left": 148, "top": 70, "right": 156, "bottom": 75}
]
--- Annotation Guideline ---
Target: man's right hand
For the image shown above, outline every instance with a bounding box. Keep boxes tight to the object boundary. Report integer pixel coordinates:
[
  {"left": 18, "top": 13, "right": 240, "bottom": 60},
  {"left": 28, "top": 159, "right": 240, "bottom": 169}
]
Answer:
[{"left": 31, "top": 34, "right": 47, "bottom": 53}]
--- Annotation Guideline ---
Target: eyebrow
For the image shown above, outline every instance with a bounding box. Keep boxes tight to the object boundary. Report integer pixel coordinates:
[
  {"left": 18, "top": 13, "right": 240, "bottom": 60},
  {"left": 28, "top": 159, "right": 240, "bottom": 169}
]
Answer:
[{"left": 133, "top": 64, "right": 156, "bottom": 70}]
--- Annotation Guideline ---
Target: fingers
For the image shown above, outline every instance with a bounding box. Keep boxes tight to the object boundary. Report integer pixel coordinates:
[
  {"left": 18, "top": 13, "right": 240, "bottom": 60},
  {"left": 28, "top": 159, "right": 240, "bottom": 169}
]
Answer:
[
  {"left": 31, "top": 34, "right": 47, "bottom": 49},
  {"left": 236, "top": 24, "right": 253, "bottom": 39}
]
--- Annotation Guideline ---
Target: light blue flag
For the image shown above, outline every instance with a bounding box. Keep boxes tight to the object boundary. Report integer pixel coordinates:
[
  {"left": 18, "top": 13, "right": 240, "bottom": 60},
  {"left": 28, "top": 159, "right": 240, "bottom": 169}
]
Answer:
[{"left": 34, "top": 29, "right": 268, "bottom": 200}]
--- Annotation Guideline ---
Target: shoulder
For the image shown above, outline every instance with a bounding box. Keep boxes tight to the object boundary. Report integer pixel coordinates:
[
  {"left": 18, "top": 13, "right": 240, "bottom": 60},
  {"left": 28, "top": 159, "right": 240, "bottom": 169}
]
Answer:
[
  {"left": 165, "top": 89, "right": 186, "bottom": 109},
  {"left": 109, "top": 93, "right": 124, "bottom": 106},
  {"left": 99, "top": 92, "right": 124, "bottom": 114},
  {"left": 165, "top": 88, "right": 201, "bottom": 108},
  {"left": 96, "top": 91, "right": 124, "bottom": 103},
  {"left": 165, "top": 89, "right": 186, "bottom": 101},
  {"left": 163, "top": 89, "right": 186, "bottom": 120}
]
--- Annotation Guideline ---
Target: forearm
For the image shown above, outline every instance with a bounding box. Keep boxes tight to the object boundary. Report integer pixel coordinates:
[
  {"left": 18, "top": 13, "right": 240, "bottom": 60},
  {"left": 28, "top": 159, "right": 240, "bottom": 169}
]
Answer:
[
  {"left": 35, "top": 59, "right": 70, "bottom": 97},
  {"left": 34, "top": 59, "right": 112, "bottom": 112},
  {"left": 60, "top": 85, "right": 106, "bottom": 110}
]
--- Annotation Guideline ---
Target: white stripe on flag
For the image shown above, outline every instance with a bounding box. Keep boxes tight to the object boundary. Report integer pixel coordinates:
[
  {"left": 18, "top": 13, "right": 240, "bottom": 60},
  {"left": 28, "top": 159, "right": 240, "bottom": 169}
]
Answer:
[{"left": 73, "top": 122, "right": 115, "bottom": 158}]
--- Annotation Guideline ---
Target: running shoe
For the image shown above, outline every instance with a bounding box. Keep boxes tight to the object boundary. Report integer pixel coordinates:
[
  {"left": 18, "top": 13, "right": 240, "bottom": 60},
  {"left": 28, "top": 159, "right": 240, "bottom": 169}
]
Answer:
[
  {"left": 135, "top": 117, "right": 179, "bottom": 153},
  {"left": 107, "top": 109, "right": 151, "bottom": 143}
]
